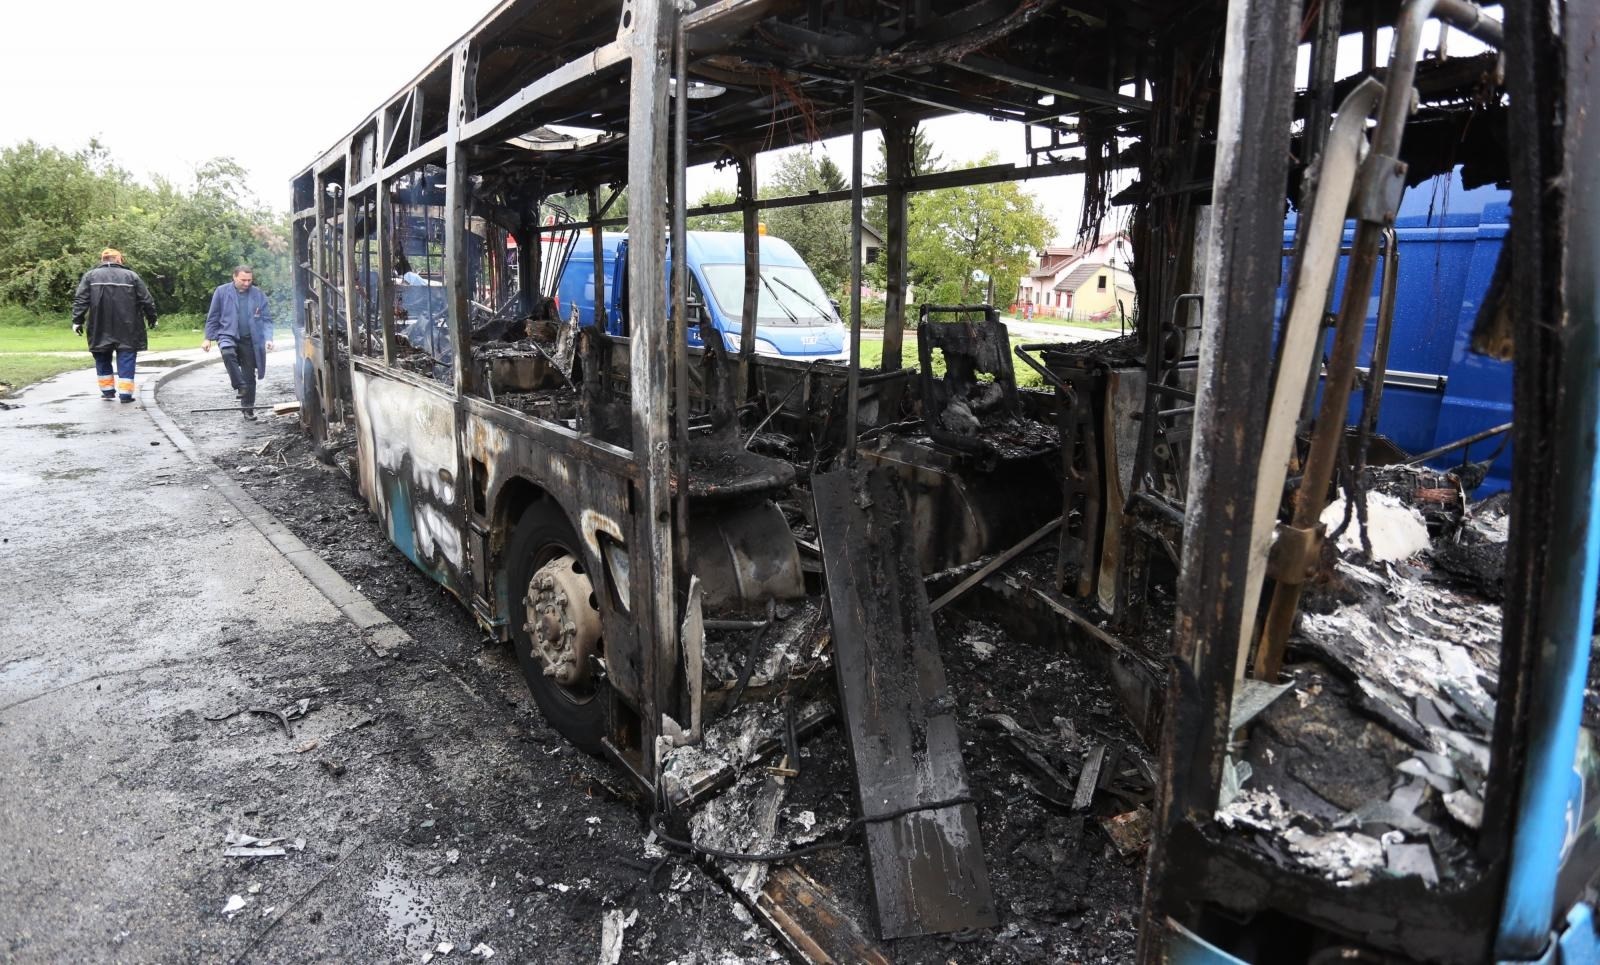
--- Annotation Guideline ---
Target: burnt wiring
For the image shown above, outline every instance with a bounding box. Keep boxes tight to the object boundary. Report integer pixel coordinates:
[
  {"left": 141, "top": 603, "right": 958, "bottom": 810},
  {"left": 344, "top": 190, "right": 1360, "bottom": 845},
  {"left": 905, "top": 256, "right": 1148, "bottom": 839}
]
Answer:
[
  {"left": 723, "top": 598, "right": 781, "bottom": 715},
  {"left": 756, "top": 68, "right": 822, "bottom": 153},
  {"left": 1328, "top": 433, "right": 1375, "bottom": 558},
  {"left": 757, "top": 0, "right": 1058, "bottom": 72},
  {"left": 1076, "top": 128, "right": 1113, "bottom": 249}
]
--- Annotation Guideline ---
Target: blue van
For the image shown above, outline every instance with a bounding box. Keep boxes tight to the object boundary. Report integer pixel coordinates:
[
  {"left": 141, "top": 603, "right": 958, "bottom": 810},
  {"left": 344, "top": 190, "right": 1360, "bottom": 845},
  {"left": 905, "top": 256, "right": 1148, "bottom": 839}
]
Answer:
[
  {"left": 555, "top": 230, "right": 848, "bottom": 360},
  {"left": 1281, "top": 168, "right": 1513, "bottom": 492}
]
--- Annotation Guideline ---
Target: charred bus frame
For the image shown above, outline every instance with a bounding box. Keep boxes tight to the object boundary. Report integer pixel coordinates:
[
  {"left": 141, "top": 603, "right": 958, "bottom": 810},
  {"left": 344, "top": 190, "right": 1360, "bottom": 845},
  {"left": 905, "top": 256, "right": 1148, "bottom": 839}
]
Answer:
[
  {"left": 287, "top": 0, "right": 1600, "bottom": 958},
  {"left": 289, "top": 0, "right": 1150, "bottom": 797}
]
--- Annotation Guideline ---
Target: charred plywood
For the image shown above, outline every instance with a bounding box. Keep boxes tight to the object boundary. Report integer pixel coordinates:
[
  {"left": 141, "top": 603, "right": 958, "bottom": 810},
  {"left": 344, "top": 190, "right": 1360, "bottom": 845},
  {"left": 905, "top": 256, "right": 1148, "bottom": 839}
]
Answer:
[
  {"left": 757, "top": 866, "right": 894, "bottom": 965},
  {"left": 813, "top": 464, "right": 997, "bottom": 940}
]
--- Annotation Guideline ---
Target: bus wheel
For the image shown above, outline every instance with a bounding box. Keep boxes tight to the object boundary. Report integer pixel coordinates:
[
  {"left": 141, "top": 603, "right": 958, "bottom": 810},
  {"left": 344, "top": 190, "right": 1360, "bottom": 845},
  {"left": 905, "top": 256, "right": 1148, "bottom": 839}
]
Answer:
[{"left": 508, "top": 503, "right": 611, "bottom": 755}]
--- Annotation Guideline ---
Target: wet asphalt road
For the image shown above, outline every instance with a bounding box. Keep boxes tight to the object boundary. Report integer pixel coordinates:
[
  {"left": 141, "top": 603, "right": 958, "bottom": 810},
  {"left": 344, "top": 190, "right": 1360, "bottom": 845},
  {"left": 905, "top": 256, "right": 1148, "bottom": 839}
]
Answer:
[{"left": 0, "top": 353, "right": 767, "bottom": 964}]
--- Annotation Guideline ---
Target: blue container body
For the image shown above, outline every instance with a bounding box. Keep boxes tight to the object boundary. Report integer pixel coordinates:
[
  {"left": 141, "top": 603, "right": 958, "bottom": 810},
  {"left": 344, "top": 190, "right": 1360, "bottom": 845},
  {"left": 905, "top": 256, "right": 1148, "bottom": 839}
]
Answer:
[
  {"left": 555, "top": 231, "right": 847, "bottom": 359},
  {"left": 1281, "top": 169, "right": 1513, "bottom": 491}
]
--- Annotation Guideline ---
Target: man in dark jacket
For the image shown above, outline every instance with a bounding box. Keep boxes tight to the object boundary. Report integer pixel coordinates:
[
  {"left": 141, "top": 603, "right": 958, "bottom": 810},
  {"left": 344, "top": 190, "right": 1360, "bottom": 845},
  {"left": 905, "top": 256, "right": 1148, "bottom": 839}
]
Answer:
[
  {"left": 203, "top": 265, "right": 275, "bottom": 420},
  {"left": 71, "top": 249, "right": 159, "bottom": 403}
]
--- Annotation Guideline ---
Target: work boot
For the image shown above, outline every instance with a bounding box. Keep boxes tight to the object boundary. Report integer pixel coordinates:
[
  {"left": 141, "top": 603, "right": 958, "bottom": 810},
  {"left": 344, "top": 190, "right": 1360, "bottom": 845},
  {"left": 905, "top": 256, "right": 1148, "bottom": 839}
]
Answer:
[
  {"left": 242, "top": 410, "right": 256, "bottom": 422},
  {"left": 119, "top": 394, "right": 135, "bottom": 404},
  {"left": 101, "top": 391, "right": 115, "bottom": 401}
]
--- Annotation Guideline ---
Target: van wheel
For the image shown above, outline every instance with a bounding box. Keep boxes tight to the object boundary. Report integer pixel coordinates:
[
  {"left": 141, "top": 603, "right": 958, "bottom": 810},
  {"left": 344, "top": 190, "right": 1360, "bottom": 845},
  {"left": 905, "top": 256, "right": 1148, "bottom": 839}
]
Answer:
[{"left": 507, "top": 502, "right": 611, "bottom": 755}]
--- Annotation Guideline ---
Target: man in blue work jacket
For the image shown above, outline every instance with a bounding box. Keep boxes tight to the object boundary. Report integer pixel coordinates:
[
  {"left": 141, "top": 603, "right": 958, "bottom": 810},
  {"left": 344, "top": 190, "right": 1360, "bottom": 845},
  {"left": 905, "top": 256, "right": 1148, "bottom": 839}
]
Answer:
[{"left": 203, "top": 266, "right": 275, "bottom": 420}]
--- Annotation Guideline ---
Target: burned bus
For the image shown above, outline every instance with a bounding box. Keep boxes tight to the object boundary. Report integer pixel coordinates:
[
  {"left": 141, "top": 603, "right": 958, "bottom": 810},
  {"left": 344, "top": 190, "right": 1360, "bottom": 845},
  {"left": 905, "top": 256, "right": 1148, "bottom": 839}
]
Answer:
[{"left": 289, "top": 0, "right": 1600, "bottom": 960}]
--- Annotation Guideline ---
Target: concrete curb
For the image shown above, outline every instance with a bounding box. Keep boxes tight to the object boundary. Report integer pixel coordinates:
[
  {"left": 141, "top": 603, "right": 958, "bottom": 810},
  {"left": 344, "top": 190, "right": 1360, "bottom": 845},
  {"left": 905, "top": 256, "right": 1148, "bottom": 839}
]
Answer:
[{"left": 142, "top": 356, "right": 411, "bottom": 658}]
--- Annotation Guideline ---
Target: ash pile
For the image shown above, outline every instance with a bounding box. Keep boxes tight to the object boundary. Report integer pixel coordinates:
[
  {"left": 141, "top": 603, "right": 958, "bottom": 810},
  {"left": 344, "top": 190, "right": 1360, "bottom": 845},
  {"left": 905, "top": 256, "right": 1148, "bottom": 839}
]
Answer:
[{"left": 1219, "top": 468, "right": 1510, "bottom": 888}]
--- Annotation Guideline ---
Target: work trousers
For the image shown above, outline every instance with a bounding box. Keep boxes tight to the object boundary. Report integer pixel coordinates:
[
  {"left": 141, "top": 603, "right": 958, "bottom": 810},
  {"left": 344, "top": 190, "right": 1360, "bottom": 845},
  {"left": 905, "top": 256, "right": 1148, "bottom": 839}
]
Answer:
[
  {"left": 222, "top": 338, "right": 257, "bottom": 414},
  {"left": 92, "top": 348, "right": 138, "bottom": 402}
]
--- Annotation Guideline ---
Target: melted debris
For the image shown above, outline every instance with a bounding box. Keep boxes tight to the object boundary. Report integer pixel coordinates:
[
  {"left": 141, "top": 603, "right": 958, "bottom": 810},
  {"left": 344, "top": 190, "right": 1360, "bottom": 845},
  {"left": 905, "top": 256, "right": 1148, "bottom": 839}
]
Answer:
[{"left": 1217, "top": 488, "right": 1511, "bottom": 886}]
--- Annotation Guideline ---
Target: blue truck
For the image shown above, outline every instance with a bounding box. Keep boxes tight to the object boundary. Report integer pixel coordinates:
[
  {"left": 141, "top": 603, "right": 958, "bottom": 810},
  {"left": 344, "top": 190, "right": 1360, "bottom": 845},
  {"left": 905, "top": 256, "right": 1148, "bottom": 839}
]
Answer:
[
  {"left": 555, "top": 230, "right": 848, "bottom": 360},
  {"left": 1284, "top": 167, "right": 1512, "bottom": 491}
]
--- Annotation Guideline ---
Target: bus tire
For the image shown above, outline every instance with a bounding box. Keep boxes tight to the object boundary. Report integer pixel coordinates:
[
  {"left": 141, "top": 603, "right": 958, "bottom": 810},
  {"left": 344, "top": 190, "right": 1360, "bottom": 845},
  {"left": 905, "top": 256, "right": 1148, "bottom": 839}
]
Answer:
[{"left": 507, "top": 501, "right": 612, "bottom": 756}]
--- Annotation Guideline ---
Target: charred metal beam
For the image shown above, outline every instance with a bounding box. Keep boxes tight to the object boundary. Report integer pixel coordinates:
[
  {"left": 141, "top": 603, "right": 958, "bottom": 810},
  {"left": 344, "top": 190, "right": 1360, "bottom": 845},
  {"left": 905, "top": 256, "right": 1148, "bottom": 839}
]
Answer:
[
  {"left": 376, "top": 183, "right": 398, "bottom": 365},
  {"left": 516, "top": 198, "right": 539, "bottom": 317},
  {"left": 383, "top": 91, "right": 407, "bottom": 167},
  {"left": 589, "top": 185, "right": 608, "bottom": 333},
  {"left": 738, "top": 151, "right": 759, "bottom": 393},
  {"left": 1491, "top": 0, "right": 1589, "bottom": 956},
  {"left": 350, "top": 133, "right": 449, "bottom": 197},
  {"left": 539, "top": 155, "right": 1128, "bottom": 236},
  {"left": 845, "top": 77, "right": 865, "bottom": 464},
  {"left": 671, "top": 14, "right": 693, "bottom": 588},
  {"left": 341, "top": 149, "right": 360, "bottom": 363},
  {"left": 461, "top": 39, "right": 631, "bottom": 146},
  {"left": 1137, "top": 0, "right": 1304, "bottom": 957},
  {"left": 952, "top": 54, "right": 1152, "bottom": 114},
  {"left": 410, "top": 87, "right": 425, "bottom": 153},
  {"left": 445, "top": 40, "right": 478, "bottom": 398},
  {"left": 1303, "top": 0, "right": 1344, "bottom": 165},
  {"left": 681, "top": 0, "right": 790, "bottom": 52},
  {"left": 462, "top": 0, "right": 787, "bottom": 147},
  {"left": 318, "top": 170, "right": 345, "bottom": 359},
  {"left": 624, "top": 0, "right": 677, "bottom": 796},
  {"left": 928, "top": 516, "right": 1063, "bottom": 614}
]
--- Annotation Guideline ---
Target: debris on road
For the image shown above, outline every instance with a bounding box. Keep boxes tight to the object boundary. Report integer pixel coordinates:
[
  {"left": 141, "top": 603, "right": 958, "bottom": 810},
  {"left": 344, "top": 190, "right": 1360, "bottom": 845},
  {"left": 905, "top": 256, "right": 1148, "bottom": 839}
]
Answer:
[
  {"left": 223, "top": 831, "right": 305, "bottom": 859},
  {"left": 204, "top": 697, "right": 312, "bottom": 739},
  {"left": 222, "top": 894, "right": 248, "bottom": 916}
]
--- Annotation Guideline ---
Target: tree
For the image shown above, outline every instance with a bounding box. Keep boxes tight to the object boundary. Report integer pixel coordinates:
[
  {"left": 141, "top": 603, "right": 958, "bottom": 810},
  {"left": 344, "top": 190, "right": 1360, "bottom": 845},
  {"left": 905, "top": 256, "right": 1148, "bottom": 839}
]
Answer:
[
  {"left": 0, "top": 140, "right": 132, "bottom": 311},
  {"left": 686, "top": 186, "right": 741, "bottom": 231},
  {"left": 865, "top": 123, "right": 942, "bottom": 230},
  {"left": 0, "top": 141, "right": 289, "bottom": 316},
  {"left": 759, "top": 150, "right": 853, "bottom": 296},
  {"left": 546, "top": 185, "right": 628, "bottom": 226},
  {"left": 906, "top": 153, "right": 1054, "bottom": 307},
  {"left": 136, "top": 159, "right": 290, "bottom": 316}
]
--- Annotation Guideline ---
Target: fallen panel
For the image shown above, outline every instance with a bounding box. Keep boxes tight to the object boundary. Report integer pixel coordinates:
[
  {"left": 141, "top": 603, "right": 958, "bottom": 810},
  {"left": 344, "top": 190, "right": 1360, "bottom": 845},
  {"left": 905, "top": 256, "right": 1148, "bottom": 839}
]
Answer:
[{"left": 813, "top": 464, "right": 998, "bottom": 940}]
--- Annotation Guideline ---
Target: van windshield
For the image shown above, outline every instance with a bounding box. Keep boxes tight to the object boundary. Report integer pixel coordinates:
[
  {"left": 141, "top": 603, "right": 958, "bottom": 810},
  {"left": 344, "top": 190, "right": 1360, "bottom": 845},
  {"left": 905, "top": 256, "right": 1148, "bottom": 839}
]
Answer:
[{"left": 701, "top": 263, "right": 837, "bottom": 327}]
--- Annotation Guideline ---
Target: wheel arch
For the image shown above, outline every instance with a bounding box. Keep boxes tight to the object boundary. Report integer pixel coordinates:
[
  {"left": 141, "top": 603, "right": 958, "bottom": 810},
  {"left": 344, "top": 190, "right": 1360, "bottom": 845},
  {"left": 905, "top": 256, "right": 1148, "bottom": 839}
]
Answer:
[{"left": 489, "top": 475, "right": 551, "bottom": 621}]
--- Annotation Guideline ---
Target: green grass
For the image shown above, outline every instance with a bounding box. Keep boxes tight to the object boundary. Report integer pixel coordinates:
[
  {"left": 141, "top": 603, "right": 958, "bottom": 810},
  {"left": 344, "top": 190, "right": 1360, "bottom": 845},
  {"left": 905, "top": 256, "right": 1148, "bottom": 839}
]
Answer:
[
  {"left": 0, "top": 313, "right": 207, "bottom": 353},
  {"left": 0, "top": 306, "right": 207, "bottom": 393},
  {"left": 858, "top": 334, "right": 1046, "bottom": 389},
  {"left": 0, "top": 325, "right": 204, "bottom": 353},
  {"left": 0, "top": 354, "right": 94, "bottom": 397}
]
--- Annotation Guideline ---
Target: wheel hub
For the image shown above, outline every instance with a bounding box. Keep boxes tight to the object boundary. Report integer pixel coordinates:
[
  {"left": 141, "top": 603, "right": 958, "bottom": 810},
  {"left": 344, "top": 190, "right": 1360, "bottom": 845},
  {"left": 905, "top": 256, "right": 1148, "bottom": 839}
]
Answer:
[{"left": 523, "top": 555, "right": 601, "bottom": 688}]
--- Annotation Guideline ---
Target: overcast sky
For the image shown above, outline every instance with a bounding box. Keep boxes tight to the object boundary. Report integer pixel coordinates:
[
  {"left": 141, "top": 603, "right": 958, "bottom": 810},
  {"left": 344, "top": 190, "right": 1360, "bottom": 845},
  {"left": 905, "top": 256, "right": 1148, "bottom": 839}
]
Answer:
[
  {"left": 0, "top": 1, "right": 1113, "bottom": 244},
  {"left": 0, "top": 3, "right": 1485, "bottom": 247},
  {"left": 0, "top": 2, "right": 486, "bottom": 209}
]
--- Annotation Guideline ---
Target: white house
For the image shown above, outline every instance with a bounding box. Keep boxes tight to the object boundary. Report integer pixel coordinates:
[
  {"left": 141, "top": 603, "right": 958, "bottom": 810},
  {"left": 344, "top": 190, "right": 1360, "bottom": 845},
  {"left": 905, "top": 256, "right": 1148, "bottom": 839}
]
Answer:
[{"left": 1016, "top": 232, "right": 1135, "bottom": 319}]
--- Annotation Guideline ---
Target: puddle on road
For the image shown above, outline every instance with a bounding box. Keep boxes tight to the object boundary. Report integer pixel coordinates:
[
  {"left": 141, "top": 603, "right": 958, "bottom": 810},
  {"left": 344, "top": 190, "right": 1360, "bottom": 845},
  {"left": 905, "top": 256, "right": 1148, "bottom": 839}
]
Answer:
[
  {"left": 370, "top": 861, "right": 439, "bottom": 951},
  {"left": 41, "top": 466, "right": 103, "bottom": 481},
  {"left": 24, "top": 422, "right": 82, "bottom": 437}
]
